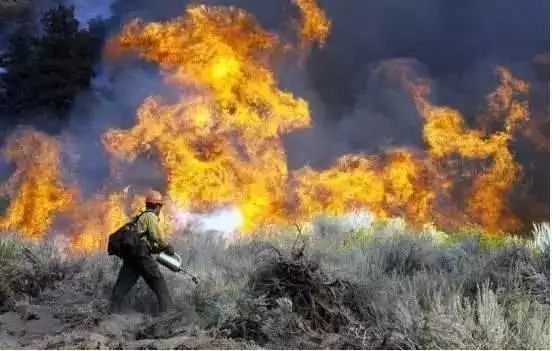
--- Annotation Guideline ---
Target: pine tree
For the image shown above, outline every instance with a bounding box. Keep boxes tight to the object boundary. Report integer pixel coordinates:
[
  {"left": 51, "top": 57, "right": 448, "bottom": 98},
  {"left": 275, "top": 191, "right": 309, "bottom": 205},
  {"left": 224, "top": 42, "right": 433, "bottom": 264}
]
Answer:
[
  {"left": 0, "top": 5, "right": 103, "bottom": 119},
  {"left": 0, "top": 27, "right": 39, "bottom": 118},
  {"left": 34, "top": 5, "right": 101, "bottom": 116}
]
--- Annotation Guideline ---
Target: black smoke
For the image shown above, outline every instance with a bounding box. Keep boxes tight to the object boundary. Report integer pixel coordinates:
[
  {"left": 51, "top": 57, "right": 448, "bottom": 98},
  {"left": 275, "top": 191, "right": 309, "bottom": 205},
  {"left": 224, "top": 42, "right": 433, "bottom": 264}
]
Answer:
[
  {"left": 106, "top": 0, "right": 549, "bottom": 227},
  {"left": 2, "top": 0, "right": 550, "bottom": 228},
  {"left": 103, "top": 0, "right": 548, "bottom": 151}
]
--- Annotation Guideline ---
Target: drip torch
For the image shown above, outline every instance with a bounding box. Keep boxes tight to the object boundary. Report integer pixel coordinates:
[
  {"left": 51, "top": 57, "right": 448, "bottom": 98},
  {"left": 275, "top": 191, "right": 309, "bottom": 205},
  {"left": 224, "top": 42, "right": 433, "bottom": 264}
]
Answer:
[{"left": 156, "top": 252, "right": 200, "bottom": 285}]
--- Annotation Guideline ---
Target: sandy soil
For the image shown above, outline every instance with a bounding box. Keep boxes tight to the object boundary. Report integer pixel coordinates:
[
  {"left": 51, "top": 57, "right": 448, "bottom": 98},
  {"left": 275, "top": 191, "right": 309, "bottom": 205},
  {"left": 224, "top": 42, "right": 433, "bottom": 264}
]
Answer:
[{"left": 0, "top": 305, "right": 257, "bottom": 349}]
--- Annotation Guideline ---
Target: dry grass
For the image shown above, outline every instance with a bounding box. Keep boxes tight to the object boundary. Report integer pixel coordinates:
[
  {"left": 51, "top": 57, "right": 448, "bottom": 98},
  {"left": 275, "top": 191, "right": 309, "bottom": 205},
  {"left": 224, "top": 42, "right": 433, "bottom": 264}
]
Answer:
[{"left": 0, "top": 219, "right": 549, "bottom": 349}]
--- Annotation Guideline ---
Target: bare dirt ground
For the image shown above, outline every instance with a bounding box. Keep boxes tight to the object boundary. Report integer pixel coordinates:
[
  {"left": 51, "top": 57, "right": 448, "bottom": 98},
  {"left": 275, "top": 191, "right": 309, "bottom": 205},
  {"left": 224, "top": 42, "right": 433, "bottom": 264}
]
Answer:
[
  {"left": 0, "top": 294, "right": 258, "bottom": 349},
  {"left": 0, "top": 249, "right": 258, "bottom": 349}
]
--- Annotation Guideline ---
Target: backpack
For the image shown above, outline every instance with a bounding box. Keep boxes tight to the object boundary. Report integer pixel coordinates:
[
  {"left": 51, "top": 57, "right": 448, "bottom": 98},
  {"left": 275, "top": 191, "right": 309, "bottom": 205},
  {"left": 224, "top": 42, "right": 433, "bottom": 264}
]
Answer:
[{"left": 107, "top": 212, "right": 150, "bottom": 258}]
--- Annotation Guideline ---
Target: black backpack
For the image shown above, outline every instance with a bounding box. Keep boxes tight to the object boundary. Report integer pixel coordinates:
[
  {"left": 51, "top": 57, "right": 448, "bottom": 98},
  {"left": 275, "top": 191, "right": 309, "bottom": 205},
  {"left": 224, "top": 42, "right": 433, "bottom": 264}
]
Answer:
[{"left": 107, "top": 212, "right": 150, "bottom": 258}]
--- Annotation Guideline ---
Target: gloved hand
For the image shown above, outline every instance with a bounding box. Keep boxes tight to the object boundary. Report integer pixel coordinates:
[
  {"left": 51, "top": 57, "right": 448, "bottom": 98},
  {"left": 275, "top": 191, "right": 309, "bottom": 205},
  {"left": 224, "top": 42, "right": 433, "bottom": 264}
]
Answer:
[{"left": 164, "top": 245, "right": 175, "bottom": 256}]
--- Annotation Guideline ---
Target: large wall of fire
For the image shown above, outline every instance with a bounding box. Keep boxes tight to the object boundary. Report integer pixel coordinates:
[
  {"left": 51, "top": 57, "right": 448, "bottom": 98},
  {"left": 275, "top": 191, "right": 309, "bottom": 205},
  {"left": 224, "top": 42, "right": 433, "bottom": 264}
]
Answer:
[{"left": 0, "top": 0, "right": 545, "bottom": 252}]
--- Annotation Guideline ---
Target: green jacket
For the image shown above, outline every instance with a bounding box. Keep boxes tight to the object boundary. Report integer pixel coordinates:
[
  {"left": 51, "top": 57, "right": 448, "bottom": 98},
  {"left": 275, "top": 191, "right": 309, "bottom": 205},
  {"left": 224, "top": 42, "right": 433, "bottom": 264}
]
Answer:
[{"left": 137, "top": 211, "right": 169, "bottom": 252}]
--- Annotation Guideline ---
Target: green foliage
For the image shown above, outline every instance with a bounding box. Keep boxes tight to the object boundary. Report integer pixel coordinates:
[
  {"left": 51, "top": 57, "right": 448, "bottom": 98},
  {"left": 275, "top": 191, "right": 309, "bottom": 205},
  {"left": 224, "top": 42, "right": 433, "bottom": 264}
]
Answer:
[
  {"left": 0, "top": 27, "right": 38, "bottom": 119},
  {"left": 0, "top": 235, "right": 21, "bottom": 306},
  {"left": 0, "top": 5, "right": 103, "bottom": 119},
  {"left": 0, "top": 233, "right": 23, "bottom": 260},
  {"left": 339, "top": 227, "right": 373, "bottom": 249}
]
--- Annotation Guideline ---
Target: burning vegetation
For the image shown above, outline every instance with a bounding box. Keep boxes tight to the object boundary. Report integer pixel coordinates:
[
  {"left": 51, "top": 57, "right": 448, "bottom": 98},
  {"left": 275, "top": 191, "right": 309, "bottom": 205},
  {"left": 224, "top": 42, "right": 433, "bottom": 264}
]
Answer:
[
  {"left": 0, "top": 0, "right": 547, "bottom": 253},
  {"left": 0, "top": 130, "right": 76, "bottom": 239}
]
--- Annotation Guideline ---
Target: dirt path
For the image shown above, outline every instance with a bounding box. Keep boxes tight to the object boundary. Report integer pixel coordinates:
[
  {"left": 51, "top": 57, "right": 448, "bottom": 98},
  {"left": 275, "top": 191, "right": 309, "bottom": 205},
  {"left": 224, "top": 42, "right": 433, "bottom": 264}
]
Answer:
[{"left": 0, "top": 304, "right": 256, "bottom": 349}]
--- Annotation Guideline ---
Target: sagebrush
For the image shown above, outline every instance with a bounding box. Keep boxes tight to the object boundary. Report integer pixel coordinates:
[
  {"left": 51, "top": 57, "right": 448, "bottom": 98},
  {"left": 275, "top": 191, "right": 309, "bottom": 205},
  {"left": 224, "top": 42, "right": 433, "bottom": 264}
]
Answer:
[{"left": 0, "top": 218, "right": 549, "bottom": 349}]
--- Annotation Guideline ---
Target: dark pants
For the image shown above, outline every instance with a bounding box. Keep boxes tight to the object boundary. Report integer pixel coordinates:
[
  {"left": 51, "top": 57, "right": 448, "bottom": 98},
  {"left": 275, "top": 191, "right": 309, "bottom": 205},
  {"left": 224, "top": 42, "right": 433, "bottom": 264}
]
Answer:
[{"left": 110, "top": 255, "right": 172, "bottom": 314}]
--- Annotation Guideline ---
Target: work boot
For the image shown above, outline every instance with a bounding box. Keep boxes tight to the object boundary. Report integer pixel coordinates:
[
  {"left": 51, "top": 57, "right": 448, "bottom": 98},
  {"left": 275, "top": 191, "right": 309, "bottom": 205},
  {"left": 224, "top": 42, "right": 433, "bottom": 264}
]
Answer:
[
  {"left": 153, "top": 303, "right": 178, "bottom": 317},
  {"left": 156, "top": 297, "right": 172, "bottom": 316}
]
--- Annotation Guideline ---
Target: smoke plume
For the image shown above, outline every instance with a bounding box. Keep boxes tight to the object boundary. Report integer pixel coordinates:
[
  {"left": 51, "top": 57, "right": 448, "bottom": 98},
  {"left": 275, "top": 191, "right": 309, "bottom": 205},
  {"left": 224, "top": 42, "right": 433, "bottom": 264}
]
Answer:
[{"left": 0, "top": 0, "right": 548, "bottom": 251}]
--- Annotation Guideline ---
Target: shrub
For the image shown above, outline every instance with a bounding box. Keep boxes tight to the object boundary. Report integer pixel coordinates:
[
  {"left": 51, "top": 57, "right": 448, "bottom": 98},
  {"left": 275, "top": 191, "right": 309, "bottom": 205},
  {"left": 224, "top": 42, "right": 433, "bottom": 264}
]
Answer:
[{"left": 0, "top": 219, "right": 549, "bottom": 349}]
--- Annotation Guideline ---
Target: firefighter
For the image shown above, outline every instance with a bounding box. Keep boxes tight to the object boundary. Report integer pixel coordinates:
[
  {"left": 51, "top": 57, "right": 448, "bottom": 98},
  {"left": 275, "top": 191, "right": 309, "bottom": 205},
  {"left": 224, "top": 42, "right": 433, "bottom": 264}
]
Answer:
[{"left": 110, "top": 190, "right": 175, "bottom": 314}]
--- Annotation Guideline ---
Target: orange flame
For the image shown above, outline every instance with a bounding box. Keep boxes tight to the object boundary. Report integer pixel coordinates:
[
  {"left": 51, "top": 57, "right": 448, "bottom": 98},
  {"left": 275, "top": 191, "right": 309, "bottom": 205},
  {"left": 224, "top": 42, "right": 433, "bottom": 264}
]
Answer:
[
  {"left": 293, "top": 0, "right": 331, "bottom": 48},
  {"left": 0, "top": 0, "right": 538, "bottom": 253},
  {"left": 0, "top": 130, "right": 75, "bottom": 238},
  {"left": 103, "top": 3, "right": 316, "bottom": 231},
  {"left": 479, "top": 67, "right": 530, "bottom": 134},
  {"left": 290, "top": 150, "right": 441, "bottom": 226},
  {"left": 410, "top": 66, "right": 529, "bottom": 231},
  {"left": 66, "top": 192, "right": 129, "bottom": 252},
  {"left": 103, "top": 1, "right": 532, "bottom": 234}
]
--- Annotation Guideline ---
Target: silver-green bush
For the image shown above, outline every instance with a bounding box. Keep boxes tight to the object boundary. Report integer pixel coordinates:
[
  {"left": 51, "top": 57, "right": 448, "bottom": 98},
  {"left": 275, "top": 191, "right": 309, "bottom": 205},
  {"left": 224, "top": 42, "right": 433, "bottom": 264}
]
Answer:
[{"left": 0, "top": 218, "right": 549, "bottom": 349}]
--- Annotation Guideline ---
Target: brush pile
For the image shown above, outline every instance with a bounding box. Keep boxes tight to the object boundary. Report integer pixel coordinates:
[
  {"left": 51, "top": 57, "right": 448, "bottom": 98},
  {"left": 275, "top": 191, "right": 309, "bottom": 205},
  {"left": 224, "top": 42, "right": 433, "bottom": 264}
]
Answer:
[
  {"left": 221, "top": 240, "right": 368, "bottom": 347},
  {"left": 250, "top": 243, "right": 358, "bottom": 332},
  {"left": 1, "top": 246, "right": 67, "bottom": 312}
]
